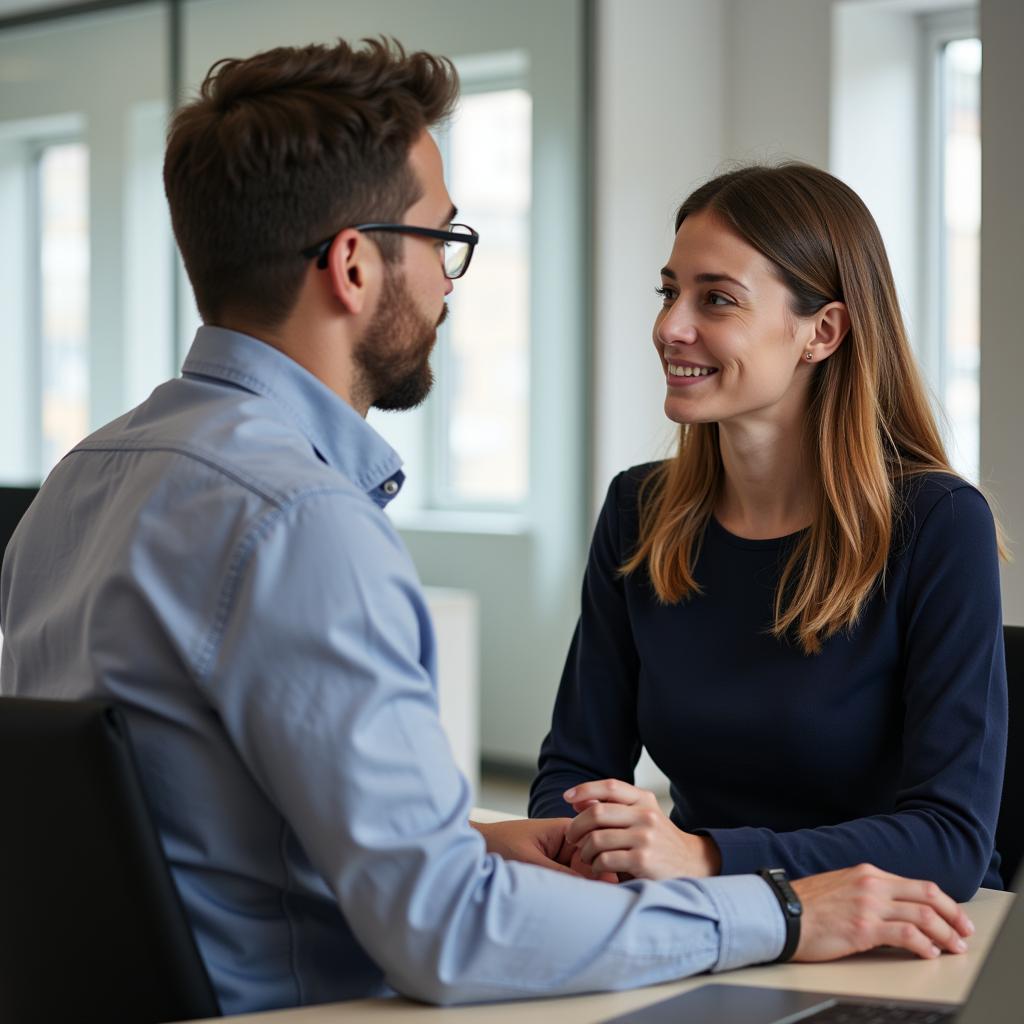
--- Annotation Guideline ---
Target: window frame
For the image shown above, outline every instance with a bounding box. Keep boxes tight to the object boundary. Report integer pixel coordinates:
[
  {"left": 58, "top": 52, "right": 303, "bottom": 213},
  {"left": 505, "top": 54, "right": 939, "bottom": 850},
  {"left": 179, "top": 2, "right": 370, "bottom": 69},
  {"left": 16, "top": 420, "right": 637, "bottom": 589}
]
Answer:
[
  {"left": 919, "top": 5, "right": 980, "bottom": 478},
  {"left": 0, "top": 116, "right": 86, "bottom": 485},
  {"left": 427, "top": 53, "right": 532, "bottom": 515},
  {"left": 32, "top": 134, "right": 90, "bottom": 478}
]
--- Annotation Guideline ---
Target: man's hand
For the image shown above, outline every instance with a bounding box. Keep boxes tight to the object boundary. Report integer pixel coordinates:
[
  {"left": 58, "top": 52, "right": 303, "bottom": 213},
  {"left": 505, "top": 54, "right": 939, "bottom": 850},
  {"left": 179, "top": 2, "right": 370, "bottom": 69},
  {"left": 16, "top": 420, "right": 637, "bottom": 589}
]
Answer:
[
  {"left": 562, "top": 779, "right": 721, "bottom": 880},
  {"left": 792, "top": 864, "right": 975, "bottom": 962},
  {"left": 470, "top": 818, "right": 615, "bottom": 880}
]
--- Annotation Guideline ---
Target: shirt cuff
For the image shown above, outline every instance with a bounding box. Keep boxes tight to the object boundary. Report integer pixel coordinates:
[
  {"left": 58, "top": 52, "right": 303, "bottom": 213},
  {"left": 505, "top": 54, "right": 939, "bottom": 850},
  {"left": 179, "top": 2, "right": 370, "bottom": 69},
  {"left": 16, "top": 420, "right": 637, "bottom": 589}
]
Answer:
[{"left": 692, "top": 873, "right": 786, "bottom": 972}]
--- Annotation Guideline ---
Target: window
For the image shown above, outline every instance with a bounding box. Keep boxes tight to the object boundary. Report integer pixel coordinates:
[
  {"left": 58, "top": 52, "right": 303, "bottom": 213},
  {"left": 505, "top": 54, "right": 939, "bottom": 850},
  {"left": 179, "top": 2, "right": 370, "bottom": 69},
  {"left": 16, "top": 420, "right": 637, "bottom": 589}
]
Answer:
[
  {"left": 935, "top": 34, "right": 981, "bottom": 483},
  {"left": 832, "top": 3, "right": 980, "bottom": 484},
  {"left": 0, "top": 4, "right": 170, "bottom": 485},
  {"left": 436, "top": 85, "right": 532, "bottom": 508},
  {"left": 368, "top": 53, "right": 534, "bottom": 517},
  {"left": 36, "top": 140, "right": 90, "bottom": 475}
]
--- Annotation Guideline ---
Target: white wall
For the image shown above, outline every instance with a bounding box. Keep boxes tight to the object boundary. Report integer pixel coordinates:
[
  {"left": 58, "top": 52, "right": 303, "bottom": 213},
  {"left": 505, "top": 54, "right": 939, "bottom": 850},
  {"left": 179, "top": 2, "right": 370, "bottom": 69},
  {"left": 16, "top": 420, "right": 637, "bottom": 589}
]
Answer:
[
  {"left": 726, "top": 0, "right": 833, "bottom": 167},
  {"left": 831, "top": 3, "right": 922, "bottom": 347},
  {"left": 591, "top": 0, "right": 726, "bottom": 512},
  {"left": 979, "top": 0, "right": 1024, "bottom": 625}
]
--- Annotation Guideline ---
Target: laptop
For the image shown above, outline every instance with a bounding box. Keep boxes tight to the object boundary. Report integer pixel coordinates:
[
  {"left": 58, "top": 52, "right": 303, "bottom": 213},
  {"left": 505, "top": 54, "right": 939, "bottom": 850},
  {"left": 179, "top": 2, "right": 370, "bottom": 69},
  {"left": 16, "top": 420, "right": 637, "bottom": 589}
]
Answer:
[{"left": 602, "top": 870, "right": 1021, "bottom": 1024}]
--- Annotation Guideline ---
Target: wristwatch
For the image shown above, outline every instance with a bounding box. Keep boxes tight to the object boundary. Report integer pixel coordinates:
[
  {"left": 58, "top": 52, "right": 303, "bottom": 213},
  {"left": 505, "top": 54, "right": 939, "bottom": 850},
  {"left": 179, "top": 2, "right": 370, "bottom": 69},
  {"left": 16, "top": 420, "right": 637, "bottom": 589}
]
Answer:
[{"left": 756, "top": 867, "right": 802, "bottom": 963}]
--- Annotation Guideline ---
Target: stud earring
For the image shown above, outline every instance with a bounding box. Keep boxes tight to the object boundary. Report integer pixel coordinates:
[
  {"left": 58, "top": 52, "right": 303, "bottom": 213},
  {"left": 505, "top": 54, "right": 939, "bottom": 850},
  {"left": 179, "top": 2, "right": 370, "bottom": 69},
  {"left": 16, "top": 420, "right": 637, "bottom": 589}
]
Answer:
[{"left": 805, "top": 351, "right": 813, "bottom": 361}]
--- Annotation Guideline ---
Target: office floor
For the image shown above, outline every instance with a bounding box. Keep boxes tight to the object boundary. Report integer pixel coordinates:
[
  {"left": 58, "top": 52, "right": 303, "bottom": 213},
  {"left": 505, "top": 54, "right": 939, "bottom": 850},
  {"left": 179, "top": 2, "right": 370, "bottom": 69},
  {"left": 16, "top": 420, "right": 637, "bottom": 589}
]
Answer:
[{"left": 477, "top": 770, "right": 531, "bottom": 816}]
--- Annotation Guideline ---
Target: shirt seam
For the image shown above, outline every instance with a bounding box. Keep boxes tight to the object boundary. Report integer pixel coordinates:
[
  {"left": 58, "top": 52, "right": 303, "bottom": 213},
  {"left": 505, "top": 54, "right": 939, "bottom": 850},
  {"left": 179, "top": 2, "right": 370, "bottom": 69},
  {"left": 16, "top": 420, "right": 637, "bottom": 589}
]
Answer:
[
  {"left": 69, "top": 440, "right": 290, "bottom": 508},
  {"left": 192, "top": 488, "right": 363, "bottom": 681},
  {"left": 276, "top": 819, "right": 304, "bottom": 1008}
]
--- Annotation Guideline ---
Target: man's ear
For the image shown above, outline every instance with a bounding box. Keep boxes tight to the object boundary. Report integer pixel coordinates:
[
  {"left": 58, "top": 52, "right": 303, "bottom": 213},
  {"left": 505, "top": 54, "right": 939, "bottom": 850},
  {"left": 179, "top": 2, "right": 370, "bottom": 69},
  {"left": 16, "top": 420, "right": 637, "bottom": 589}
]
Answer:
[
  {"left": 806, "top": 301, "right": 850, "bottom": 362},
  {"left": 323, "top": 228, "right": 380, "bottom": 316}
]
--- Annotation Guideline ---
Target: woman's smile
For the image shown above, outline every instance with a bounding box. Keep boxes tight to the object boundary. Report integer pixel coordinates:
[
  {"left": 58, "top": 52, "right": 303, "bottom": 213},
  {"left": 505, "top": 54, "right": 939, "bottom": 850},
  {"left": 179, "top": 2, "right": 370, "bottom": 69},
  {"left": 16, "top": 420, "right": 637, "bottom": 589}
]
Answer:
[{"left": 666, "top": 361, "right": 719, "bottom": 386}]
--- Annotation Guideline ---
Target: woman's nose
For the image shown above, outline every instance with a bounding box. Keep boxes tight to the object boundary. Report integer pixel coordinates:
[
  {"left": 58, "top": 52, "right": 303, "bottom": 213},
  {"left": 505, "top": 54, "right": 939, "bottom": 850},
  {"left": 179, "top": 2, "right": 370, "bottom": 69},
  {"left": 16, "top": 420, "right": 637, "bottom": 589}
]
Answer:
[{"left": 656, "top": 304, "right": 699, "bottom": 347}]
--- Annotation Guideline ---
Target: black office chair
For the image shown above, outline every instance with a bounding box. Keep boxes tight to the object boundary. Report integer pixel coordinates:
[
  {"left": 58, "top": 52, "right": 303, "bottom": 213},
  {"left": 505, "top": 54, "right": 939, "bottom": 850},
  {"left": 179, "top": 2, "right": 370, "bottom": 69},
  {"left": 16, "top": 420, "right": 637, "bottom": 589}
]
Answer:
[
  {"left": 996, "top": 625, "right": 1024, "bottom": 891},
  {"left": 0, "top": 697, "right": 221, "bottom": 1023},
  {"left": 0, "top": 484, "right": 39, "bottom": 561}
]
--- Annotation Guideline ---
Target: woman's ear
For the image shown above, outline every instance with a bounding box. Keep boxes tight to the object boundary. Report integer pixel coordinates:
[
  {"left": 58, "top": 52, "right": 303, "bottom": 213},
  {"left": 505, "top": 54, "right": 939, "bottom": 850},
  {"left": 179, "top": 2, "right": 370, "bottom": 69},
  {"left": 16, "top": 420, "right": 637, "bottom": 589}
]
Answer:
[{"left": 806, "top": 301, "right": 850, "bottom": 363}]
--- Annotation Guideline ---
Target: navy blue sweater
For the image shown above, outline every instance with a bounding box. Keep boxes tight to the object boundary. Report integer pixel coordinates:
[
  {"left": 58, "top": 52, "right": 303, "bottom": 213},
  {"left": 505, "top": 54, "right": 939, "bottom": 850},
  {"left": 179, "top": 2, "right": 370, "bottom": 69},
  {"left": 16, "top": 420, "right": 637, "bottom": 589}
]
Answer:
[{"left": 530, "top": 466, "right": 1007, "bottom": 900}]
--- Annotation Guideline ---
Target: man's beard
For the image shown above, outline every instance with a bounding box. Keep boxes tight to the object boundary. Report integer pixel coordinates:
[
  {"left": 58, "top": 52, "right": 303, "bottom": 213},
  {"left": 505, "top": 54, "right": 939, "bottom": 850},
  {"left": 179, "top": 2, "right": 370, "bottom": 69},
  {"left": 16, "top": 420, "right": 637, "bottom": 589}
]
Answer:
[{"left": 354, "top": 266, "right": 446, "bottom": 412}]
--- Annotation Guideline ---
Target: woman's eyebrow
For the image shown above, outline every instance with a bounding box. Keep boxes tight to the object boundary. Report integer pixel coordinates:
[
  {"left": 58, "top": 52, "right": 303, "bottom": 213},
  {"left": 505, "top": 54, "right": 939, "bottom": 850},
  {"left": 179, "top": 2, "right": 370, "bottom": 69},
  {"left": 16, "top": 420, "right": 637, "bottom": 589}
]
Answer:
[
  {"left": 658, "top": 267, "right": 750, "bottom": 292},
  {"left": 694, "top": 272, "right": 750, "bottom": 291}
]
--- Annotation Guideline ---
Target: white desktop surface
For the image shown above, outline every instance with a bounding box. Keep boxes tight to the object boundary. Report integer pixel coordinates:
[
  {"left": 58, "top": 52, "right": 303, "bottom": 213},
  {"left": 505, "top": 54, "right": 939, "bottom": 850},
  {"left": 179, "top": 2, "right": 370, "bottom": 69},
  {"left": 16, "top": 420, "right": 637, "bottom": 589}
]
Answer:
[{"left": 179, "top": 814, "right": 1014, "bottom": 1024}]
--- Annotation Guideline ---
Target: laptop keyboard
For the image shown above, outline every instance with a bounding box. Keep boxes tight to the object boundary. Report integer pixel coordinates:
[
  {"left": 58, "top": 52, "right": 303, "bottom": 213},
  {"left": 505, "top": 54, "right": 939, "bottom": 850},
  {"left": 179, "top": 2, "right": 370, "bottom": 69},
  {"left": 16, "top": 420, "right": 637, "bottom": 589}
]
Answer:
[{"left": 800, "top": 1003, "right": 955, "bottom": 1024}]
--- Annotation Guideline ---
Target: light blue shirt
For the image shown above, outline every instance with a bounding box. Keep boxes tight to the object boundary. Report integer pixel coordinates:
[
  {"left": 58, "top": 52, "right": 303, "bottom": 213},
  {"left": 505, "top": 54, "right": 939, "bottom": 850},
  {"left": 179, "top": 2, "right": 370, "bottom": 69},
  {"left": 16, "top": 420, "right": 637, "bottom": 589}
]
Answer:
[{"left": 0, "top": 326, "right": 784, "bottom": 1014}]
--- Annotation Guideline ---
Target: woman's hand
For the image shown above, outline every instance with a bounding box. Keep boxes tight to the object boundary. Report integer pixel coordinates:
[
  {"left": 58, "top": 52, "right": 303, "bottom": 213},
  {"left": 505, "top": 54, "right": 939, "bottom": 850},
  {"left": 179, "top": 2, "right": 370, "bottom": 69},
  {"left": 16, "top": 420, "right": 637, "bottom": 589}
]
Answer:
[{"left": 563, "top": 779, "right": 721, "bottom": 880}]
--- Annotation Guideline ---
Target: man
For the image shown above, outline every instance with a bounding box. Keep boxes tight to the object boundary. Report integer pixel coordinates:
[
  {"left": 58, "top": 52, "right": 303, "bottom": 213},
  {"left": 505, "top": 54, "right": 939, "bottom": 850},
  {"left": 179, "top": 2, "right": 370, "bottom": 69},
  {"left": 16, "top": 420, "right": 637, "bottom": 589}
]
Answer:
[{"left": 0, "top": 38, "right": 973, "bottom": 1015}]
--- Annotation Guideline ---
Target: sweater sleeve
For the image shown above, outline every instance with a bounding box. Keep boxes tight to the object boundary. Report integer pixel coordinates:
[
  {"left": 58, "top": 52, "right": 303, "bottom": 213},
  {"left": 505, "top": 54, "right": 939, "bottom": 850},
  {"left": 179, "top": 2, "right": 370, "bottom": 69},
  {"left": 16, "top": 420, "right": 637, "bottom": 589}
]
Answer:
[
  {"left": 702, "top": 484, "right": 1007, "bottom": 902},
  {"left": 529, "top": 471, "right": 644, "bottom": 818}
]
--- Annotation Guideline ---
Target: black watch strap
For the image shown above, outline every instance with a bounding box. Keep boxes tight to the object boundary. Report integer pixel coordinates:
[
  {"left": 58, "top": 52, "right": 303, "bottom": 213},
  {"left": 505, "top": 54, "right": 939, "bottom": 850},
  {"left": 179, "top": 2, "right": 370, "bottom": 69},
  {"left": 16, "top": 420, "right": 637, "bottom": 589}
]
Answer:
[{"left": 756, "top": 868, "right": 802, "bottom": 963}]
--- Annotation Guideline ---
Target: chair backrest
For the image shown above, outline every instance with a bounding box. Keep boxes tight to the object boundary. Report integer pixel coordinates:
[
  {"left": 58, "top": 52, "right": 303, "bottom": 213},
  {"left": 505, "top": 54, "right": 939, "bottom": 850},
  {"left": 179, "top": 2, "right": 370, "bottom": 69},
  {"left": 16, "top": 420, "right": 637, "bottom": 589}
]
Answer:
[
  {"left": 0, "top": 697, "right": 220, "bottom": 1023},
  {"left": 997, "top": 625, "right": 1024, "bottom": 890},
  {"left": 0, "top": 485, "right": 38, "bottom": 560}
]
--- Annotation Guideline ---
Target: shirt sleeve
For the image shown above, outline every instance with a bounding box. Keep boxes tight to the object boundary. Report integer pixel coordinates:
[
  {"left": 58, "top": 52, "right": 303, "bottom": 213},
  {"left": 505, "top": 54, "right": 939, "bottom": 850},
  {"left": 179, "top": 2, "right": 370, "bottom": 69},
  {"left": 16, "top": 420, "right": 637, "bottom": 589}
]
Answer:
[
  {"left": 196, "top": 489, "right": 784, "bottom": 1004},
  {"left": 530, "top": 472, "right": 645, "bottom": 819},
  {"left": 702, "top": 484, "right": 1007, "bottom": 902}
]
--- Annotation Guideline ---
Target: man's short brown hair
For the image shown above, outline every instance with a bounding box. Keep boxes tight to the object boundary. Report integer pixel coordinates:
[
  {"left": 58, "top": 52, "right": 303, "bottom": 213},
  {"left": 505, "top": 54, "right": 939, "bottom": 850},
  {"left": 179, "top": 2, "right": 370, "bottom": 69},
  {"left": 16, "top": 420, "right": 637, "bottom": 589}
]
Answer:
[{"left": 164, "top": 38, "right": 459, "bottom": 329}]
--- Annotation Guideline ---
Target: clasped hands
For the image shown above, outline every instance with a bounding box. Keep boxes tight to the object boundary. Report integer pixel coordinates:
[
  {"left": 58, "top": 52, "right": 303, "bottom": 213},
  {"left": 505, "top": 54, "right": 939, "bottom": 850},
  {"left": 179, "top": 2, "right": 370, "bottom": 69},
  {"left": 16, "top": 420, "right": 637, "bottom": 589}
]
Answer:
[
  {"left": 562, "top": 778, "right": 721, "bottom": 881},
  {"left": 470, "top": 777, "right": 701, "bottom": 886},
  {"left": 473, "top": 776, "right": 975, "bottom": 964}
]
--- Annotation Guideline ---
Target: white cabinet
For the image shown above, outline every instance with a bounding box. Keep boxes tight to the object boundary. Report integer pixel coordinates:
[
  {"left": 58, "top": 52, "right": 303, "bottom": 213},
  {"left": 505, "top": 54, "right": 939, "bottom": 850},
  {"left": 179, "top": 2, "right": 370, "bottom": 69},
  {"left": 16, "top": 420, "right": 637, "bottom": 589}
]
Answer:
[{"left": 423, "top": 587, "right": 480, "bottom": 796}]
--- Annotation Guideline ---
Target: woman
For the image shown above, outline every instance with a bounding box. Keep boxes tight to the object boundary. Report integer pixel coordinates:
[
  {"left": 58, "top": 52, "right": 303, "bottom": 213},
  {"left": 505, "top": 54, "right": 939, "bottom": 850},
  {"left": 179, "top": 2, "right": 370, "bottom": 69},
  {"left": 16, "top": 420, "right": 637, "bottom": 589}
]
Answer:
[{"left": 529, "top": 164, "right": 1007, "bottom": 902}]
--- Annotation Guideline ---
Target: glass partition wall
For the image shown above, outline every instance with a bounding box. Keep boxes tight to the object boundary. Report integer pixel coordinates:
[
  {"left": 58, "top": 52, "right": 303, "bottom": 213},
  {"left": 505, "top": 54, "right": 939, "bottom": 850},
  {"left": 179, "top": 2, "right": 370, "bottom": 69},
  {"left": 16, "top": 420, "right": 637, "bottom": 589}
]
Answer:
[{"left": 0, "top": 2, "right": 172, "bottom": 485}]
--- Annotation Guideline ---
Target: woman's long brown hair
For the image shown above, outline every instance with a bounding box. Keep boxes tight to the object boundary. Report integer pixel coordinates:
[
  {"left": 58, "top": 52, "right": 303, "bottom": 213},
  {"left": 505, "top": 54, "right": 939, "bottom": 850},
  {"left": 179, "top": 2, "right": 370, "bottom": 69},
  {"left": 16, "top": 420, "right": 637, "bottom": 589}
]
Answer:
[{"left": 622, "top": 164, "right": 1004, "bottom": 655}]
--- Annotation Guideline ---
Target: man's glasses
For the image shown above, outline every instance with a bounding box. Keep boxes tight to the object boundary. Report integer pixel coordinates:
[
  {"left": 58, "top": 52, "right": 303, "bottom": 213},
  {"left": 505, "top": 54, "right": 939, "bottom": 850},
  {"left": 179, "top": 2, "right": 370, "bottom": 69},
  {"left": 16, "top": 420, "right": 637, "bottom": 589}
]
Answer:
[{"left": 301, "top": 222, "right": 480, "bottom": 279}]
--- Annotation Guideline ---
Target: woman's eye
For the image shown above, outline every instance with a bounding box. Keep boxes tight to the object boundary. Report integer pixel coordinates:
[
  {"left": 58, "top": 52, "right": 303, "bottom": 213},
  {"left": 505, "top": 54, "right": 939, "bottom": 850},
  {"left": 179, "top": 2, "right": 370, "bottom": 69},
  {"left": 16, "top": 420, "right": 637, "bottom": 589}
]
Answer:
[
  {"left": 654, "top": 285, "right": 675, "bottom": 304},
  {"left": 707, "top": 292, "right": 733, "bottom": 307}
]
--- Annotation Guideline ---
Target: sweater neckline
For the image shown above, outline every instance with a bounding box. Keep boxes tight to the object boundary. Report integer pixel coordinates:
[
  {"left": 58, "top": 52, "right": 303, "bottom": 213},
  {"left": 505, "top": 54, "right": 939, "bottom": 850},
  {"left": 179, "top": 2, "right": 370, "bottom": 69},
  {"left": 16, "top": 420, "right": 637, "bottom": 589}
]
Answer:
[{"left": 707, "top": 515, "right": 807, "bottom": 551}]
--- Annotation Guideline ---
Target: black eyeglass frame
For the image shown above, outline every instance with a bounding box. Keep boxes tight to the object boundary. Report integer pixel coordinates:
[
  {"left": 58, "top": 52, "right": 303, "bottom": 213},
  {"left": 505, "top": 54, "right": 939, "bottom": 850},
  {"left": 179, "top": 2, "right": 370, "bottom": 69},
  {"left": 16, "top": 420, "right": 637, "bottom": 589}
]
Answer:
[{"left": 301, "top": 222, "right": 480, "bottom": 278}]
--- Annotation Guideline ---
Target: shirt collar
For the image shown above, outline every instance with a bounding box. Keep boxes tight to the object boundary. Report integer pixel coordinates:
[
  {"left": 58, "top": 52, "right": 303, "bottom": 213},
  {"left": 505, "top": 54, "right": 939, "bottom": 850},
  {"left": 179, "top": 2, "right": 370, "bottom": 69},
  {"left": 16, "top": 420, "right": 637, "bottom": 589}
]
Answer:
[{"left": 181, "top": 326, "right": 404, "bottom": 504}]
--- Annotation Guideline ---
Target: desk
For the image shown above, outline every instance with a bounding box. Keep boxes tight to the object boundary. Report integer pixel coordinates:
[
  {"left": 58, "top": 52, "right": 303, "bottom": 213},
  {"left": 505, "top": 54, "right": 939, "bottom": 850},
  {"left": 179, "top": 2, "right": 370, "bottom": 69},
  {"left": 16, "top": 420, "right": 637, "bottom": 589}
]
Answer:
[{"left": 185, "top": 886, "right": 1013, "bottom": 1024}]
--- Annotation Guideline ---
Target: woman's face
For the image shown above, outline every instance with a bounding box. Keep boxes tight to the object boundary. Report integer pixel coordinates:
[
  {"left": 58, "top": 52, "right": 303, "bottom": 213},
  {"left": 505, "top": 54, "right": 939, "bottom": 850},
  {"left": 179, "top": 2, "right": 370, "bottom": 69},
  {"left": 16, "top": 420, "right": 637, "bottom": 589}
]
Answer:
[{"left": 653, "top": 209, "right": 816, "bottom": 429}]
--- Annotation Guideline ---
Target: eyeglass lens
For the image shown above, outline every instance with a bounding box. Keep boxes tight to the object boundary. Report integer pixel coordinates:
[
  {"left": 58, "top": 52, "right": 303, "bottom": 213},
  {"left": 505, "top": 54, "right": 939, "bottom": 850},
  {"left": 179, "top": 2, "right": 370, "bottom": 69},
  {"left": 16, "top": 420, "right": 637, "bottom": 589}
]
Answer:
[{"left": 444, "top": 241, "right": 470, "bottom": 279}]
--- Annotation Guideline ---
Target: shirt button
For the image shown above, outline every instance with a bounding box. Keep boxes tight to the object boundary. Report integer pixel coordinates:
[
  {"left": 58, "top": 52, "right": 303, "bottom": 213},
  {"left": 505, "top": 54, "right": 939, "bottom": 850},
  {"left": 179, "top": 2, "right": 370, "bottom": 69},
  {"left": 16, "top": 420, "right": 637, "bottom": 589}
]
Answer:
[{"left": 382, "top": 479, "right": 399, "bottom": 496}]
